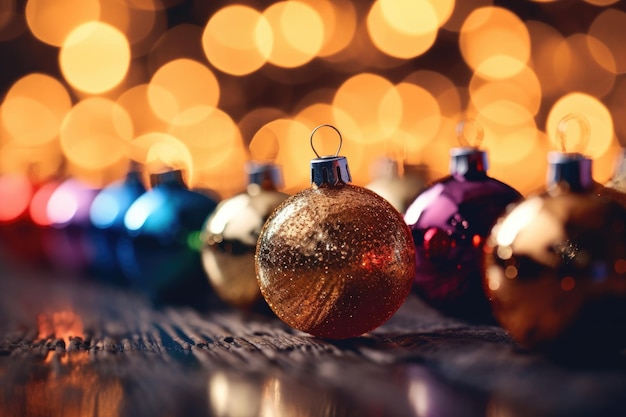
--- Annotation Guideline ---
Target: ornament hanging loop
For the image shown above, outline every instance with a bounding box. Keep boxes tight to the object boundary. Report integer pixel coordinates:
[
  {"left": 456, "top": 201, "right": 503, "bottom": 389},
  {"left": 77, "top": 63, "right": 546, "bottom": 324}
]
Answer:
[
  {"left": 556, "top": 113, "right": 590, "bottom": 154},
  {"left": 310, "top": 124, "right": 343, "bottom": 158},
  {"left": 456, "top": 119, "right": 484, "bottom": 148}
]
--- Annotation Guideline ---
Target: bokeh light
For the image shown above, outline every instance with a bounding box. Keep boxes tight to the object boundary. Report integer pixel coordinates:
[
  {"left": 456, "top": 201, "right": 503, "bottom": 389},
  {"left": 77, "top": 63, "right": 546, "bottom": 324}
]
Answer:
[
  {"left": 1, "top": 73, "right": 72, "bottom": 146},
  {"left": 147, "top": 58, "right": 220, "bottom": 122},
  {"left": 26, "top": 0, "right": 100, "bottom": 47},
  {"left": 553, "top": 34, "right": 616, "bottom": 98},
  {"left": 588, "top": 8, "right": 626, "bottom": 75},
  {"left": 367, "top": 0, "right": 439, "bottom": 59},
  {"left": 60, "top": 22, "right": 131, "bottom": 94},
  {"left": 333, "top": 73, "right": 401, "bottom": 144},
  {"left": 202, "top": 5, "right": 272, "bottom": 76},
  {"left": 263, "top": 1, "right": 324, "bottom": 68},
  {"left": 460, "top": 7, "right": 530, "bottom": 79},
  {"left": 0, "top": 174, "right": 33, "bottom": 222},
  {"left": 60, "top": 97, "right": 132, "bottom": 170}
]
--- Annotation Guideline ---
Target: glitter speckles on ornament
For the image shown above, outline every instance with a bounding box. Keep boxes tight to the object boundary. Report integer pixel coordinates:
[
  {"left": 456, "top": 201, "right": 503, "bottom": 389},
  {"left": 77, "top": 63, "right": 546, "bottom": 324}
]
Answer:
[{"left": 255, "top": 125, "right": 416, "bottom": 339}]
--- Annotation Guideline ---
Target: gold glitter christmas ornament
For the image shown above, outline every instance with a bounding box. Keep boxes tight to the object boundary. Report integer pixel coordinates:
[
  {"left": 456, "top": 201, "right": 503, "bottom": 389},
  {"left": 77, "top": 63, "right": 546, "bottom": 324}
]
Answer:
[{"left": 255, "top": 124, "right": 416, "bottom": 339}]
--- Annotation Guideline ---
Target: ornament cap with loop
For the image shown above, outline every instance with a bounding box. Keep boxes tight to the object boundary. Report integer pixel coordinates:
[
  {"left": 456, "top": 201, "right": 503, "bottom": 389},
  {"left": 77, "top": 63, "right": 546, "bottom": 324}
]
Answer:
[
  {"left": 246, "top": 161, "right": 284, "bottom": 191},
  {"left": 547, "top": 113, "right": 593, "bottom": 193},
  {"left": 450, "top": 119, "right": 489, "bottom": 179},
  {"left": 149, "top": 169, "right": 186, "bottom": 189},
  {"left": 309, "top": 124, "right": 352, "bottom": 187}
]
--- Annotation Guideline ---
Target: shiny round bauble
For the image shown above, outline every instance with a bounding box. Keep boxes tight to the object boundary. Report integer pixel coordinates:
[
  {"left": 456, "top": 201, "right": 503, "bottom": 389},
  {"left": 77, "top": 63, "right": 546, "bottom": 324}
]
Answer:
[
  {"left": 118, "top": 170, "right": 218, "bottom": 305},
  {"left": 43, "top": 178, "right": 100, "bottom": 274},
  {"left": 404, "top": 149, "right": 522, "bottom": 322},
  {"left": 365, "top": 159, "right": 428, "bottom": 213},
  {"left": 201, "top": 183, "right": 288, "bottom": 309},
  {"left": 256, "top": 183, "right": 416, "bottom": 339},
  {"left": 89, "top": 170, "right": 146, "bottom": 285},
  {"left": 0, "top": 173, "right": 45, "bottom": 266},
  {"left": 484, "top": 190, "right": 626, "bottom": 354}
]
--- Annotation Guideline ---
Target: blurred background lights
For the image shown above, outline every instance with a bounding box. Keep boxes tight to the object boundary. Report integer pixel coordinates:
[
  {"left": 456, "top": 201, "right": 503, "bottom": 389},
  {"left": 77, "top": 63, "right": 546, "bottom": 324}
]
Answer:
[
  {"left": 1, "top": 73, "right": 71, "bottom": 146},
  {"left": 202, "top": 5, "right": 272, "bottom": 76},
  {"left": 1, "top": 0, "right": 626, "bottom": 200},
  {"left": 60, "top": 97, "right": 132, "bottom": 171},
  {"left": 460, "top": 7, "right": 530, "bottom": 79},
  {"left": 367, "top": 0, "right": 439, "bottom": 59},
  {"left": 263, "top": 1, "right": 324, "bottom": 68},
  {"left": 60, "top": 22, "right": 131, "bottom": 94},
  {"left": 26, "top": 0, "right": 100, "bottom": 47},
  {"left": 147, "top": 58, "right": 220, "bottom": 122}
]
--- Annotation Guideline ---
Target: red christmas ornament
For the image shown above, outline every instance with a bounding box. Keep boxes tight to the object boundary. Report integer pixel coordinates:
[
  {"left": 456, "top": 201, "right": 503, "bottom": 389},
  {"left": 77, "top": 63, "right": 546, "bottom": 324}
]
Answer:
[{"left": 255, "top": 124, "right": 416, "bottom": 339}]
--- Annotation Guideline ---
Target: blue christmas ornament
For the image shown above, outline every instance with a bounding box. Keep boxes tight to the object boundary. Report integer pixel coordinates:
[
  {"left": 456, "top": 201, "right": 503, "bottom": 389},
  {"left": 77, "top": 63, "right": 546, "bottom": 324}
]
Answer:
[
  {"left": 89, "top": 169, "right": 146, "bottom": 284},
  {"left": 118, "top": 170, "right": 219, "bottom": 305}
]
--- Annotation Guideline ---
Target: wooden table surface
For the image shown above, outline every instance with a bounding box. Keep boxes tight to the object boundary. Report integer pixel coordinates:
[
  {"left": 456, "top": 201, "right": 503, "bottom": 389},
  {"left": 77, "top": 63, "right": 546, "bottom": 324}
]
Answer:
[{"left": 1, "top": 258, "right": 625, "bottom": 417}]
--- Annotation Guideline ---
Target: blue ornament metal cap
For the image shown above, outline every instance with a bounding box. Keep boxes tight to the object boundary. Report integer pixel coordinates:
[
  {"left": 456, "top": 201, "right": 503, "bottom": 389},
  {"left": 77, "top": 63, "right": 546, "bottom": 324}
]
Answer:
[
  {"left": 149, "top": 169, "right": 186, "bottom": 188},
  {"left": 309, "top": 124, "right": 352, "bottom": 187},
  {"left": 449, "top": 147, "right": 489, "bottom": 178},
  {"left": 546, "top": 151, "right": 593, "bottom": 193},
  {"left": 246, "top": 161, "right": 284, "bottom": 189}
]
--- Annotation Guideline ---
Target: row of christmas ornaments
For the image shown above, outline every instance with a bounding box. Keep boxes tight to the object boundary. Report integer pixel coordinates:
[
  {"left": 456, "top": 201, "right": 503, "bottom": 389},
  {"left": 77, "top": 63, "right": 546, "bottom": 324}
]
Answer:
[{"left": 2, "top": 117, "right": 626, "bottom": 355}]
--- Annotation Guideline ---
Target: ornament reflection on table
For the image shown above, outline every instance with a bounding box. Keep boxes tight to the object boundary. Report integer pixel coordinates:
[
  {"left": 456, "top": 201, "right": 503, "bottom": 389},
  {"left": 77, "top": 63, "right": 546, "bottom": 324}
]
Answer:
[
  {"left": 404, "top": 120, "right": 522, "bottom": 322},
  {"left": 255, "top": 124, "right": 416, "bottom": 339},
  {"left": 201, "top": 161, "right": 289, "bottom": 309},
  {"left": 484, "top": 113, "right": 626, "bottom": 355},
  {"left": 89, "top": 167, "right": 146, "bottom": 285},
  {"left": 117, "top": 169, "right": 218, "bottom": 305}
]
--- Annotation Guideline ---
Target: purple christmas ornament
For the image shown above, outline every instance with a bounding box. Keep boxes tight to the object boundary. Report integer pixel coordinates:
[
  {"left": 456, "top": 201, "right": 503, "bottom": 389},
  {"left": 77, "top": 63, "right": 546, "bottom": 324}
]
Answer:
[{"left": 404, "top": 121, "right": 522, "bottom": 321}]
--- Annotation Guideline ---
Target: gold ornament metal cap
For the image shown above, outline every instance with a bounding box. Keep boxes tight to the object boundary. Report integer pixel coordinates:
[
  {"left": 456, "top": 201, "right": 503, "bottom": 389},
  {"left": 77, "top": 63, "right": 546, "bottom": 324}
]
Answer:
[
  {"left": 309, "top": 124, "right": 352, "bottom": 187},
  {"left": 547, "top": 113, "right": 593, "bottom": 193}
]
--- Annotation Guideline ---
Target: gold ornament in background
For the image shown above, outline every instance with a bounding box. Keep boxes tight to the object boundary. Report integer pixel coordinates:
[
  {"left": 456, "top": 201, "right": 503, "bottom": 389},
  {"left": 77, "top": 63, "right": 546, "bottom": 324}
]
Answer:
[{"left": 201, "top": 162, "right": 288, "bottom": 309}]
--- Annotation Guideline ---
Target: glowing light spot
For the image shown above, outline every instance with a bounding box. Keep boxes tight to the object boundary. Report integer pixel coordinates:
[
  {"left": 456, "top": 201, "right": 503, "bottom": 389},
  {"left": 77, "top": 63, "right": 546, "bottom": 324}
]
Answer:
[
  {"left": 460, "top": 7, "right": 530, "bottom": 79},
  {"left": 148, "top": 58, "right": 220, "bottom": 122},
  {"left": 60, "top": 22, "right": 131, "bottom": 94},
  {"left": 124, "top": 190, "right": 167, "bottom": 232},
  {"left": 30, "top": 181, "right": 60, "bottom": 226},
  {"left": 47, "top": 185, "right": 79, "bottom": 226},
  {"left": 301, "top": 0, "right": 356, "bottom": 57},
  {"left": 615, "top": 259, "right": 626, "bottom": 274},
  {"left": 202, "top": 5, "right": 272, "bottom": 75},
  {"left": 89, "top": 193, "right": 120, "bottom": 229},
  {"left": 262, "top": 1, "right": 324, "bottom": 68},
  {"left": 560, "top": 276, "right": 576, "bottom": 292},
  {"left": 60, "top": 97, "right": 132, "bottom": 170},
  {"left": 472, "top": 234, "right": 482, "bottom": 247},
  {"left": 1, "top": 74, "right": 72, "bottom": 146},
  {"left": 0, "top": 174, "right": 32, "bottom": 222},
  {"left": 470, "top": 65, "right": 542, "bottom": 117},
  {"left": 130, "top": 132, "right": 194, "bottom": 184},
  {"left": 395, "top": 82, "right": 441, "bottom": 153},
  {"left": 26, "top": 0, "right": 100, "bottom": 47},
  {"left": 486, "top": 265, "right": 501, "bottom": 291},
  {"left": 553, "top": 34, "right": 616, "bottom": 98},
  {"left": 504, "top": 265, "right": 518, "bottom": 279},
  {"left": 496, "top": 245, "right": 513, "bottom": 260},
  {"left": 589, "top": 9, "right": 626, "bottom": 74},
  {"left": 367, "top": 0, "right": 438, "bottom": 59},
  {"left": 443, "top": 0, "right": 492, "bottom": 33},
  {"left": 333, "top": 73, "right": 401, "bottom": 143}
]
